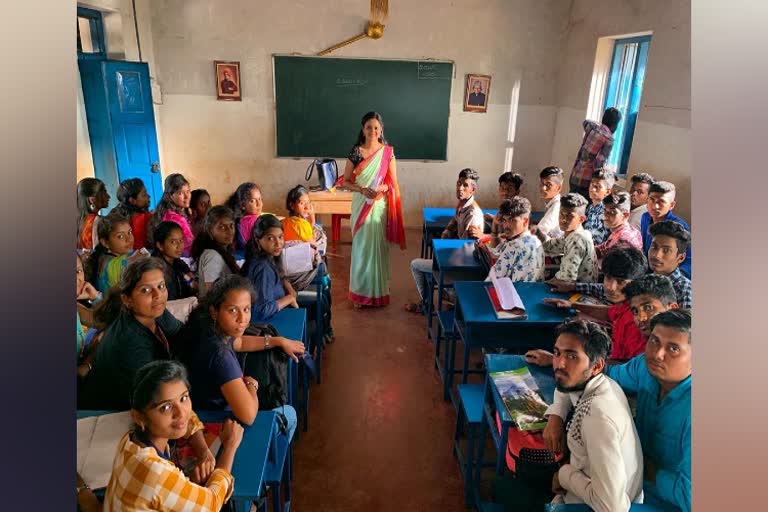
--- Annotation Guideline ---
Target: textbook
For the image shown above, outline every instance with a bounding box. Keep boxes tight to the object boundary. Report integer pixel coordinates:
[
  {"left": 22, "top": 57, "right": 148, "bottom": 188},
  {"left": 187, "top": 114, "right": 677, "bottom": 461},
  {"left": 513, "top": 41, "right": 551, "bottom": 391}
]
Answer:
[
  {"left": 489, "top": 367, "right": 550, "bottom": 431},
  {"left": 486, "top": 275, "right": 528, "bottom": 320},
  {"left": 568, "top": 293, "right": 608, "bottom": 306}
]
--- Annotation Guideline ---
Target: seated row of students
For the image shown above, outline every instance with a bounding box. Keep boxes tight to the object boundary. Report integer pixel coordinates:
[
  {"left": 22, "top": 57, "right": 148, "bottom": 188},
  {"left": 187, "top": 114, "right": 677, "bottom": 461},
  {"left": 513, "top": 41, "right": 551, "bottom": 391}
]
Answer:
[{"left": 494, "top": 309, "right": 691, "bottom": 512}]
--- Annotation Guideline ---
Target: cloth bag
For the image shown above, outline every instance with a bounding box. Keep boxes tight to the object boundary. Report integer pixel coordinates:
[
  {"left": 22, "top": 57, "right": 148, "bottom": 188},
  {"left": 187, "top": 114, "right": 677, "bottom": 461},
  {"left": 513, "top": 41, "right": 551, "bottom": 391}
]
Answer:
[{"left": 305, "top": 159, "right": 338, "bottom": 191}]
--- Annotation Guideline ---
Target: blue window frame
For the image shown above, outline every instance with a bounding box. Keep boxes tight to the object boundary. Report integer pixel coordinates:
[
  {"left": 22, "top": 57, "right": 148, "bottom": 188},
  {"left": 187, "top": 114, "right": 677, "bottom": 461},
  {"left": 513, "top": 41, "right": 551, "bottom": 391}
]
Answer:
[
  {"left": 77, "top": 6, "right": 106, "bottom": 60},
  {"left": 603, "top": 35, "right": 651, "bottom": 176}
]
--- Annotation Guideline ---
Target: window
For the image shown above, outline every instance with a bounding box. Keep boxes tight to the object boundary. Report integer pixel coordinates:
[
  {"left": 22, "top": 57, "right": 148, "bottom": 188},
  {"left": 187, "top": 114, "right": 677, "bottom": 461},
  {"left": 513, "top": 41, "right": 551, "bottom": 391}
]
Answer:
[
  {"left": 603, "top": 35, "right": 651, "bottom": 176},
  {"left": 77, "top": 6, "right": 105, "bottom": 59}
]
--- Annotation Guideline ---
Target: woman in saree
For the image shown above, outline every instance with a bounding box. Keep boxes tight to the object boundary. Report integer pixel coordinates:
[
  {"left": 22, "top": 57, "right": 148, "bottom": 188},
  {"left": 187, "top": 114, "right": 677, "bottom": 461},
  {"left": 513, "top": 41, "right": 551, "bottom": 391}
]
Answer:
[{"left": 342, "top": 111, "right": 406, "bottom": 308}]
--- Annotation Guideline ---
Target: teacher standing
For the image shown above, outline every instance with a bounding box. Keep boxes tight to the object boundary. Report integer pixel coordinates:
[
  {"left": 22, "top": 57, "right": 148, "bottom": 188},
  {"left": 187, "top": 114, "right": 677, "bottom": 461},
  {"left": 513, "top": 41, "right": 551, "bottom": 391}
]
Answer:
[{"left": 342, "top": 111, "right": 406, "bottom": 308}]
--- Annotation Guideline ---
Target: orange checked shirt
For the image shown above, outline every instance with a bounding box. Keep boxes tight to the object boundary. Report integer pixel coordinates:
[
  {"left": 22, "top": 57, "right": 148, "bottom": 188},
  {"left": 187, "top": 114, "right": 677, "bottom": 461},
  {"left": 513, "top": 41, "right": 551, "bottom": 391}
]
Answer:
[{"left": 103, "top": 412, "right": 234, "bottom": 511}]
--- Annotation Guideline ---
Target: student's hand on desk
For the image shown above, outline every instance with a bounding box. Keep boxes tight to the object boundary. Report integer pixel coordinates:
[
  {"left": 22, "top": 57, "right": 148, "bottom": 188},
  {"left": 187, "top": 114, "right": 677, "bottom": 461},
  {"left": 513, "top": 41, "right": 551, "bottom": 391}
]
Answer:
[
  {"left": 276, "top": 337, "right": 305, "bottom": 362},
  {"left": 525, "top": 349, "right": 554, "bottom": 367},
  {"left": 546, "top": 278, "right": 576, "bottom": 294},
  {"left": 77, "top": 281, "right": 100, "bottom": 301},
  {"left": 543, "top": 298, "right": 572, "bottom": 309},
  {"left": 220, "top": 419, "right": 244, "bottom": 450},
  {"left": 543, "top": 414, "right": 566, "bottom": 455},
  {"left": 191, "top": 449, "right": 216, "bottom": 484}
]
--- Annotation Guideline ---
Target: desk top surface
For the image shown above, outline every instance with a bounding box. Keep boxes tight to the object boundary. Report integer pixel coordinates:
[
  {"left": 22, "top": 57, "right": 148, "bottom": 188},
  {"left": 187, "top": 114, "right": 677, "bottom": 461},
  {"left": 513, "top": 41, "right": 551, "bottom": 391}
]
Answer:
[
  {"left": 262, "top": 307, "right": 307, "bottom": 342},
  {"left": 76, "top": 410, "right": 276, "bottom": 499},
  {"left": 454, "top": 281, "right": 569, "bottom": 326},
  {"left": 308, "top": 190, "right": 353, "bottom": 200},
  {"left": 432, "top": 239, "right": 481, "bottom": 271},
  {"left": 422, "top": 207, "right": 498, "bottom": 228}
]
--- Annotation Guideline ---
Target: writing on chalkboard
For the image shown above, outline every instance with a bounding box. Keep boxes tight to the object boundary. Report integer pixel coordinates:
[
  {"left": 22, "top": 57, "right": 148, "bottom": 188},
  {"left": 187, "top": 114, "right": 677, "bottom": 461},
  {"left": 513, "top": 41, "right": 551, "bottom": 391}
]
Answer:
[
  {"left": 336, "top": 78, "right": 368, "bottom": 88},
  {"left": 418, "top": 62, "right": 451, "bottom": 80}
]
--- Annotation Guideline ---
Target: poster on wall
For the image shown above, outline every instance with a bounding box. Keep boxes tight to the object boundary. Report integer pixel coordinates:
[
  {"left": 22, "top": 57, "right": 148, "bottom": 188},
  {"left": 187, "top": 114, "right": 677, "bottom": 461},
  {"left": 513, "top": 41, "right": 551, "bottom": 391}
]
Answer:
[
  {"left": 215, "top": 61, "right": 242, "bottom": 101},
  {"left": 463, "top": 73, "right": 491, "bottom": 113}
]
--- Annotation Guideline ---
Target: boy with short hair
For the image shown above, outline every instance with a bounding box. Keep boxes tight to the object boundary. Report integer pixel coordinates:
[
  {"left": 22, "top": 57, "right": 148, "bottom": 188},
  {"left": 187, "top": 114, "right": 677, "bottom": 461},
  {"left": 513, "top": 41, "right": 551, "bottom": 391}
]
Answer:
[
  {"left": 569, "top": 107, "right": 622, "bottom": 198},
  {"left": 536, "top": 193, "right": 598, "bottom": 283},
  {"left": 648, "top": 220, "right": 692, "bottom": 309},
  {"left": 584, "top": 169, "right": 615, "bottom": 245},
  {"left": 543, "top": 309, "right": 692, "bottom": 512},
  {"left": 628, "top": 172, "right": 655, "bottom": 230},
  {"left": 640, "top": 181, "right": 691, "bottom": 278},
  {"left": 534, "top": 166, "right": 564, "bottom": 238},
  {"left": 485, "top": 171, "right": 523, "bottom": 227},
  {"left": 485, "top": 196, "right": 544, "bottom": 282},
  {"left": 405, "top": 168, "right": 484, "bottom": 313},
  {"left": 595, "top": 191, "right": 642, "bottom": 261}
]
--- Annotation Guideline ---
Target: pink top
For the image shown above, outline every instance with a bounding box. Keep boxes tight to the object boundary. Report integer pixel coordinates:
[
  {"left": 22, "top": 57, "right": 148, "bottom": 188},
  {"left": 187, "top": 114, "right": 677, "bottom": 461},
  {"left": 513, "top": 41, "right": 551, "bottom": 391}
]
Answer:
[
  {"left": 239, "top": 214, "right": 259, "bottom": 248},
  {"left": 595, "top": 222, "right": 643, "bottom": 260},
  {"left": 162, "top": 210, "right": 194, "bottom": 256}
]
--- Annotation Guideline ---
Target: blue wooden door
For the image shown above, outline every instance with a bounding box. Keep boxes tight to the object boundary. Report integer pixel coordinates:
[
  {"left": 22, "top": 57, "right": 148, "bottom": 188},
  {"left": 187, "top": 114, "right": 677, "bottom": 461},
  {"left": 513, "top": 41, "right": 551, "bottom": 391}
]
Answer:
[{"left": 103, "top": 61, "right": 163, "bottom": 209}]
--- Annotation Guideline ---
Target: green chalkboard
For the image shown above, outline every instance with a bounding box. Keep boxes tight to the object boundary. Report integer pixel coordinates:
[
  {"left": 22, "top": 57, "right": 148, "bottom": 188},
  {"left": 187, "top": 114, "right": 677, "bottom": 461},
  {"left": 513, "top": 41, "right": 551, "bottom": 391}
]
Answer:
[{"left": 273, "top": 55, "right": 453, "bottom": 160}]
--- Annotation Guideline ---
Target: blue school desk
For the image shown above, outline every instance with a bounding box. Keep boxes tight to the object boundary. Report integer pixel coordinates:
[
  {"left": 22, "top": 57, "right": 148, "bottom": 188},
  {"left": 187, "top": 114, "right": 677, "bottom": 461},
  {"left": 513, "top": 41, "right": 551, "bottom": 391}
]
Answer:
[
  {"left": 262, "top": 307, "right": 310, "bottom": 433},
  {"left": 76, "top": 409, "right": 278, "bottom": 512},
  {"left": 420, "top": 207, "right": 499, "bottom": 259},
  {"left": 450, "top": 281, "right": 570, "bottom": 388}
]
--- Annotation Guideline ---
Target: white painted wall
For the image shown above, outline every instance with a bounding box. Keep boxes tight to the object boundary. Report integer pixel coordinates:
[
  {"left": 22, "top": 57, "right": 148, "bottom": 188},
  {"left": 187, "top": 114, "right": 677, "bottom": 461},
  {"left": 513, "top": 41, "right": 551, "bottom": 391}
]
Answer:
[
  {"left": 148, "top": 0, "right": 571, "bottom": 225},
  {"left": 549, "top": 0, "right": 692, "bottom": 223}
]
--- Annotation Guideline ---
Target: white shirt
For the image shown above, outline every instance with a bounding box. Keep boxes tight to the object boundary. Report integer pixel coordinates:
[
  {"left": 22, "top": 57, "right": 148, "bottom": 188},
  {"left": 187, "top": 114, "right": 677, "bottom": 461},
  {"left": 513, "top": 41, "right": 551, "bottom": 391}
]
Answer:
[
  {"left": 197, "top": 249, "right": 232, "bottom": 296},
  {"left": 537, "top": 195, "right": 563, "bottom": 238},
  {"left": 547, "top": 374, "right": 644, "bottom": 512},
  {"left": 628, "top": 204, "right": 647, "bottom": 230}
]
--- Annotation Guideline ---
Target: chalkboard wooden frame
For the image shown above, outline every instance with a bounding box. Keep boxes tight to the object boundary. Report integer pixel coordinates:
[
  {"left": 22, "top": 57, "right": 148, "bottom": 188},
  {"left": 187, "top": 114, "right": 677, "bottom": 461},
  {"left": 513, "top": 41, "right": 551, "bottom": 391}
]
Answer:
[{"left": 272, "top": 54, "right": 454, "bottom": 161}]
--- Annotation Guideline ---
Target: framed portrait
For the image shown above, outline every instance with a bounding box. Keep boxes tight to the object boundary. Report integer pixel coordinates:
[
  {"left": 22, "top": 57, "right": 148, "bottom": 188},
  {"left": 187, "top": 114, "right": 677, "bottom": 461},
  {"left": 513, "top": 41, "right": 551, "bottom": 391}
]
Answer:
[
  {"left": 215, "top": 61, "right": 241, "bottom": 101},
  {"left": 463, "top": 73, "right": 491, "bottom": 113}
]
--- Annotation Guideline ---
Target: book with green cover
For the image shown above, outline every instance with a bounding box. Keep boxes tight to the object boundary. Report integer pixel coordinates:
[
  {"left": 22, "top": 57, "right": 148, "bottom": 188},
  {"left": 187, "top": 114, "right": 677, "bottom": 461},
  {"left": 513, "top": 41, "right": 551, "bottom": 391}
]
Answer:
[{"left": 490, "top": 367, "right": 550, "bottom": 431}]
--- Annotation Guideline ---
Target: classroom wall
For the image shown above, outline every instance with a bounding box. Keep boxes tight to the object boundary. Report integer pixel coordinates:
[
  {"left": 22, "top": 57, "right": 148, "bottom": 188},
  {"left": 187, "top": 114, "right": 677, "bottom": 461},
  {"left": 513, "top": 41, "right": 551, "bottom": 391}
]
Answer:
[
  {"left": 549, "top": 0, "right": 692, "bottom": 223},
  {"left": 147, "top": 0, "right": 572, "bottom": 225}
]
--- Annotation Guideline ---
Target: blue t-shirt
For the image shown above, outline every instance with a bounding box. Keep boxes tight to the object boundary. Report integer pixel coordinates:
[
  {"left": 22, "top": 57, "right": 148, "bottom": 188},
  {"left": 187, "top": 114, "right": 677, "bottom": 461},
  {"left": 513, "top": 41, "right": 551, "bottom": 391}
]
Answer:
[
  {"left": 243, "top": 256, "right": 286, "bottom": 321},
  {"left": 640, "top": 211, "right": 692, "bottom": 279},
  {"left": 187, "top": 334, "right": 243, "bottom": 411}
]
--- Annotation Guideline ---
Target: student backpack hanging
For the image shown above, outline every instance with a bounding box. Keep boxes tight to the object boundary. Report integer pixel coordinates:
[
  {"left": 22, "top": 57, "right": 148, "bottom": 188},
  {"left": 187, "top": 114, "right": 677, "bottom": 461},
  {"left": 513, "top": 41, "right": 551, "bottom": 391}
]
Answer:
[{"left": 238, "top": 324, "right": 289, "bottom": 410}]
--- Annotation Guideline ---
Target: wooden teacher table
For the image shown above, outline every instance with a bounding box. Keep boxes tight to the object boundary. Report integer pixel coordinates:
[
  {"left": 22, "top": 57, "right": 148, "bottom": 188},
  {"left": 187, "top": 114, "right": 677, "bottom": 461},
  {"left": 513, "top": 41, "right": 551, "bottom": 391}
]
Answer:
[{"left": 308, "top": 190, "right": 352, "bottom": 243}]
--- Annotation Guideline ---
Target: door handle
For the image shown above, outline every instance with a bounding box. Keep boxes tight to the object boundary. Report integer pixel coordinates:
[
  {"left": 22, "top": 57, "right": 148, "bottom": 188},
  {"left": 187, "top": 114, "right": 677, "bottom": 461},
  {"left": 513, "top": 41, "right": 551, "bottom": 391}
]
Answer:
[{"left": 150, "top": 162, "right": 161, "bottom": 174}]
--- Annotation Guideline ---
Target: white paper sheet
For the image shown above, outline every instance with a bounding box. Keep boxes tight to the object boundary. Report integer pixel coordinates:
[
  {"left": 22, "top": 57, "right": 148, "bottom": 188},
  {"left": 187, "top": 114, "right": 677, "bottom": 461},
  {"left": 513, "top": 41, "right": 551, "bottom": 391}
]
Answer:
[
  {"left": 77, "top": 411, "right": 133, "bottom": 490},
  {"left": 490, "top": 274, "right": 526, "bottom": 311},
  {"left": 282, "top": 242, "right": 314, "bottom": 275}
]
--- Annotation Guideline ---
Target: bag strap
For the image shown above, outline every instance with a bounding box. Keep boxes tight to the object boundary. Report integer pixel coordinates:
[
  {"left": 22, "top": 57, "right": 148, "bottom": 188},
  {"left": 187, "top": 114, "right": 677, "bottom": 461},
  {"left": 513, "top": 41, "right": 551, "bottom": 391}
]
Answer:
[{"left": 305, "top": 160, "right": 316, "bottom": 182}]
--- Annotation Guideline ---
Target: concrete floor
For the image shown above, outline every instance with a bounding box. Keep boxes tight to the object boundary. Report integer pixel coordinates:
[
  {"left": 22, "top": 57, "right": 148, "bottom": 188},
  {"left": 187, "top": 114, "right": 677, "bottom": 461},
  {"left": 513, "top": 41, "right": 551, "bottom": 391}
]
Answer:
[{"left": 291, "top": 227, "right": 468, "bottom": 511}]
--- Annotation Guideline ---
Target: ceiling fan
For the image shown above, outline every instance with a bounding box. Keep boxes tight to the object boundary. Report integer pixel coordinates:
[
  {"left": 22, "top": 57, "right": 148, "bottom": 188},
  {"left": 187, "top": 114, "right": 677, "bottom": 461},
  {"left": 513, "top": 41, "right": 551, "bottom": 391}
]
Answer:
[{"left": 318, "top": 0, "right": 389, "bottom": 56}]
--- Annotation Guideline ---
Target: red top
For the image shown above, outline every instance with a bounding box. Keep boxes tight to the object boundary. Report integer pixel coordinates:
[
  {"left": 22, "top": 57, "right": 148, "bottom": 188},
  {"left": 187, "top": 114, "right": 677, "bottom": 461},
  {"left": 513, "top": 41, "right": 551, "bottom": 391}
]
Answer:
[
  {"left": 131, "top": 212, "right": 153, "bottom": 250},
  {"left": 608, "top": 301, "right": 647, "bottom": 360}
]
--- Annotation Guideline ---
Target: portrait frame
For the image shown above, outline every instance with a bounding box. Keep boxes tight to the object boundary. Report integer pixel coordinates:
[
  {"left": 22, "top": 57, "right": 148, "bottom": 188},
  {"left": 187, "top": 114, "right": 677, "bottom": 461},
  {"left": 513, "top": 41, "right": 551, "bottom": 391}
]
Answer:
[
  {"left": 215, "top": 61, "right": 242, "bottom": 101},
  {"left": 463, "top": 73, "right": 491, "bottom": 113}
]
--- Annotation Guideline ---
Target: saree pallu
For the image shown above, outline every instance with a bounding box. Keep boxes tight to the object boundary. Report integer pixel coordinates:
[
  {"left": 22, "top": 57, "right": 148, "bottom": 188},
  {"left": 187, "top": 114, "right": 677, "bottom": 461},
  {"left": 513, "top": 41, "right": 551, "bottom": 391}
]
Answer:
[
  {"left": 348, "top": 145, "right": 405, "bottom": 306},
  {"left": 78, "top": 213, "right": 97, "bottom": 250}
]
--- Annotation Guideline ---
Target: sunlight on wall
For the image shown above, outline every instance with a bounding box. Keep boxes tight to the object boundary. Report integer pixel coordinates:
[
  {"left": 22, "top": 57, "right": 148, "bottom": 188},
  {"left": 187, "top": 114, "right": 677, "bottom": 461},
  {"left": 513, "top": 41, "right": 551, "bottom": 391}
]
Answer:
[{"left": 504, "top": 78, "right": 521, "bottom": 172}]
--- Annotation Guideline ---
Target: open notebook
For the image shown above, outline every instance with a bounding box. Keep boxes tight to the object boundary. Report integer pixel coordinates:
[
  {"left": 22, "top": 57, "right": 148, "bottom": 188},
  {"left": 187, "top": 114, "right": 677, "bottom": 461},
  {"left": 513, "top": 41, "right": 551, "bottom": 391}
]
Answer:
[{"left": 486, "top": 275, "right": 528, "bottom": 320}]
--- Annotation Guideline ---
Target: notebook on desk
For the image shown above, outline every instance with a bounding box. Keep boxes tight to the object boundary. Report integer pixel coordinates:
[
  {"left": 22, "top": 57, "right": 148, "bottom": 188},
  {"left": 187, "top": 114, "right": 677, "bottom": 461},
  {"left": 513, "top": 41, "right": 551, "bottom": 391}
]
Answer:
[{"left": 486, "top": 275, "right": 528, "bottom": 320}]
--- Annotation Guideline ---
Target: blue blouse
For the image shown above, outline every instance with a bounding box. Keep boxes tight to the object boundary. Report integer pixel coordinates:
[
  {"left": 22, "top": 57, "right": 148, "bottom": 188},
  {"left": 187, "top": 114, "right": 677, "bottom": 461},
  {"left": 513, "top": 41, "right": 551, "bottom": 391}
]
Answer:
[{"left": 243, "top": 256, "right": 285, "bottom": 321}]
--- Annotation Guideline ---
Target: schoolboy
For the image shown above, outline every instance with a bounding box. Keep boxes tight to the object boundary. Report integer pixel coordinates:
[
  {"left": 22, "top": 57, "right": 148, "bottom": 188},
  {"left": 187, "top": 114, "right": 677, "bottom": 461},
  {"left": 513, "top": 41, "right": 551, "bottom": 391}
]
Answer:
[
  {"left": 595, "top": 190, "right": 643, "bottom": 262},
  {"left": 536, "top": 193, "right": 598, "bottom": 283},
  {"left": 405, "top": 168, "right": 484, "bottom": 313},
  {"left": 533, "top": 166, "right": 564, "bottom": 238},
  {"left": 640, "top": 181, "right": 691, "bottom": 278},
  {"left": 569, "top": 107, "right": 622, "bottom": 198},
  {"left": 486, "top": 196, "right": 544, "bottom": 282},
  {"left": 484, "top": 171, "right": 523, "bottom": 228},
  {"left": 583, "top": 169, "right": 615, "bottom": 245},
  {"left": 648, "top": 220, "right": 692, "bottom": 309},
  {"left": 628, "top": 172, "right": 655, "bottom": 230},
  {"left": 543, "top": 309, "right": 692, "bottom": 512}
]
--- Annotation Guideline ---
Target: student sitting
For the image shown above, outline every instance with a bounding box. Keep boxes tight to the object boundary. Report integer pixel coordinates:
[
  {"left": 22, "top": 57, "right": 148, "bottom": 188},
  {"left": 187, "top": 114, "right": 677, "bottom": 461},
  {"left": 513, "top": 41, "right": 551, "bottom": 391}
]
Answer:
[
  {"left": 241, "top": 214, "right": 299, "bottom": 321},
  {"left": 104, "top": 360, "right": 243, "bottom": 511},
  {"left": 79, "top": 258, "right": 182, "bottom": 410},
  {"left": 536, "top": 193, "right": 598, "bottom": 283},
  {"left": 405, "top": 168, "right": 484, "bottom": 313},
  {"left": 595, "top": 190, "right": 643, "bottom": 262},
  {"left": 493, "top": 319, "right": 643, "bottom": 511},
  {"left": 112, "top": 177, "right": 153, "bottom": 250},
  {"left": 543, "top": 310, "right": 692, "bottom": 512},
  {"left": 640, "top": 181, "right": 691, "bottom": 277},
  {"left": 584, "top": 169, "right": 615, "bottom": 245},
  {"left": 149, "top": 173, "right": 195, "bottom": 257},
  {"left": 649, "top": 220, "right": 692, "bottom": 309},
  {"left": 540, "top": 246, "right": 648, "bottom": 360},
  {"left": 87, "top": 211, "right": 148, "bottom": 292},
  {"left": 534, "top": 166, "right": 564, "bottom": 238},
  {"left": 568, "top": 107, "right": 621, "bottom": 199},
  {"left": 190, "top": 188, "right": 211, "bottom": 237},
  {"left": 485, "top": 196, "right": 544, "bottom": 282},
  {"left": 484, "top": 171, "right": 523, "bottom": 228},
  {"left": 77, "top": 177, "right": 110, "bottom": 251},
  {"left": 77, "top": 253, "right": 103, "bottom": 380},
  {"left": 226, "top": 182, "right": 265, "bottom": 253},
  {"left": 628, "top": 172, "right": 655, "bottom": 230},
  {"left": 152, "top": 221, "right": 196, "bottom": 301},
  {"left": 179, "top": 275, "right": 304, "bottom": 439},
  {"left": 192, "top": 206, "right": 240, "bottom": 297},
  {"left": 282, "top": 184, "right": 327, "bottom": 254}
]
